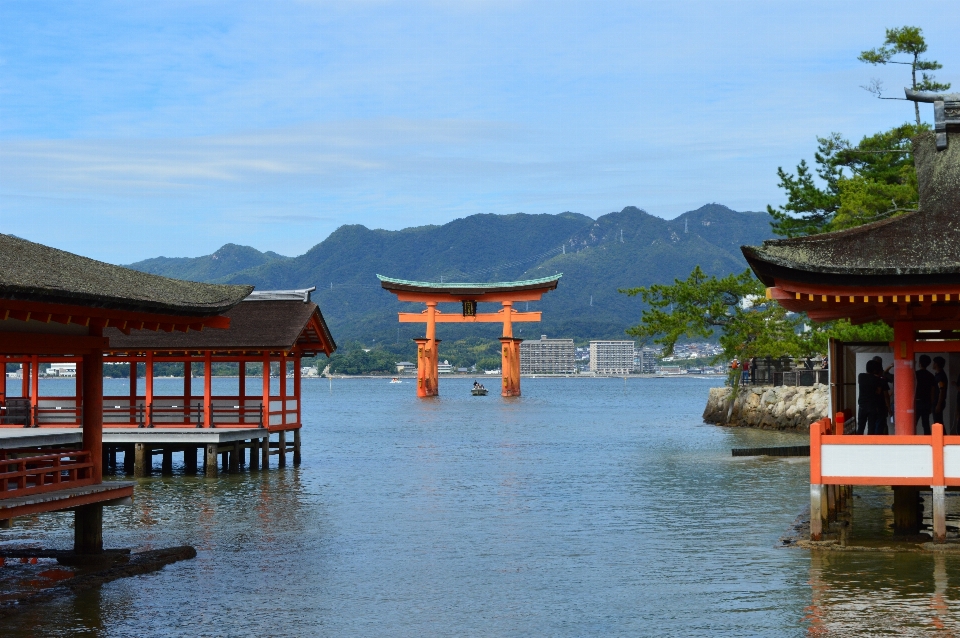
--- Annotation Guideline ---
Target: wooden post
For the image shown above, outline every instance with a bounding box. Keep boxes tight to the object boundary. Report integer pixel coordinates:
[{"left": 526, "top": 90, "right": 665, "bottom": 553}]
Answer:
[
  {"left": 933, "top": 485, "right": 946, "bottom": 542},
  {"left": 893, "top": 486, "right": 922, "bottom": 534},
  {"left": 129, "top": 355, "right": 137, "bottom": 423},
  {"left": 183, "top": 360, "right": 191, "bottom": 423},
  {"left": 134, "top": 443, "right": 148, "bottom": 478},
  {"left": 30, "top": 355, "right": 40, "bottom": 420},
  {"left": 294, "top": 428, "right": 301, "bottom": 466},
  {"left": 74, "top": 504, "right": 103, "bottom": 555},
  {"left": 0, "top": 355, "right": 5, "bottom": 404},
  {"left": 145, "top": 350, "right": 154, "bottom": 427},
  {"left": 414, "top": 338, "right": 430, "bottom": 398},
  {"left": 499, "top": 337, "right": 523, "bottom": 397},
  {"left": 262, "top": 353, "right": 271, "bottom": 429},
  {"left": 261, "top": 436, "right": 270, "bottom": 470},
  {"left": 161, "top": 447, "right": 173, "bottom": 475},
  {"left": 810, "top": 484, "right": 823, "bottom": 540},
  {"left": 184, "top": 446, "right": 198, "bottom": 474},
  {"left": 826, "top": 484, "right": 836, "bottom": 521},
  {"left": 82, "top": 343, "right": 103, "bottom": 482},
  {"left": 893, "top": 321, "right": 916, "bottom": 435},
  {"left": 249, "top": 439, "right": 260, "bottom": 471},
  {"left": 21, "top": 361, "right": 29, "bottom": 401},
  {"left": 230, "top": 441, "right": 240, "bottom": 473},
  {"left": 294, "top": 354, "right": 301, "bottom": 427},
  {"left": 239, "top": 360, "right": 246, "bottom": 424},
  {"left": 123, "top": 444, "right": 135, "bottom": 475},
  {"left": 205, "top": 444, "right": 218, "bottom": 478},
  {"left": 204, "top": 351, "right": 213, "bottom": 428},
  {"left": 280, "top": 352, "right": 287, "bottom": 426},
  {"left": 278, "top": 430, "right": 287, "bottom": 467}
]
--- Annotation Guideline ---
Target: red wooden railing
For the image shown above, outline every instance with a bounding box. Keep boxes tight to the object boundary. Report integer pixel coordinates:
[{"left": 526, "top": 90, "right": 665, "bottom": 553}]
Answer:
[
  {"left": 0, "top": 449, "right": 94, "bottom": 497},
  {"left": 0, "top": 395, "right": 298, "bottom": 430}
]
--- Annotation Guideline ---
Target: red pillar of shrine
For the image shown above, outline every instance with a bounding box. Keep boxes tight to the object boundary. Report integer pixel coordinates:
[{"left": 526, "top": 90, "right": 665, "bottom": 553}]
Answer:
[
  {"left": 893, "top": 321, "right": 916, "bottom": 436},
  {"left": 82, "top": 344, "right": 103, "bottom": 483}
]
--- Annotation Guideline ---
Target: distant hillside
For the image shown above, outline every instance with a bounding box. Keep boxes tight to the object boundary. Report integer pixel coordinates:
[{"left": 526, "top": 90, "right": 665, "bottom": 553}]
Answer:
[
  {"left": 128, "top": 243, "right": 289, "bottom": 282},
  {"left": 127, "top": 205, "right": 774, "bottom": 345}
]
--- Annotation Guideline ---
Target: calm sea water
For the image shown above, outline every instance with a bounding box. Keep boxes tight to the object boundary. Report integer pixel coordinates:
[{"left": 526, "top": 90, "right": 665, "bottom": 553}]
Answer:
[{"left": 3, "top": 376, "right": 960, "bottom": 636}]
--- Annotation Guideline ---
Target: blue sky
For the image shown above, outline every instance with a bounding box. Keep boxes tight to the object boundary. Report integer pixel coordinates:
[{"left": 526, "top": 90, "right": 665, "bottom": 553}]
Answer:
[{"left": 0, "top": 1, "right": 957, "bottom": 263}]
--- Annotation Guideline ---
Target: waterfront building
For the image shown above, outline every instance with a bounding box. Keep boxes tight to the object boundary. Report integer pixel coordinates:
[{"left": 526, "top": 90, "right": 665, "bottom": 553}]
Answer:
[
  {"left": 0, "top": 233, "right": 250, "bottom": 550},
  {"left": 520, "top": 335, "right": 575, "bottom": 374},
  {"left": 743, "top": 112, "right": 960, "bottom": 543},
  {"left": 589, "top": 340, "right": 635, "bottom": 375},
  {"left": 47, "top": 362, "right": 76, "bottom": 377},
  {"left": 396, "top": 361, "right": 416, "bottom": 374},
  {"left": 378, "top": 274, "right": 561, "bottom": 397},
  {"left": 438, "top": 360, "right": 454, "bottom": 374},
  {"left": 637, "top": 348, "right": 659, "bottom": 374}
]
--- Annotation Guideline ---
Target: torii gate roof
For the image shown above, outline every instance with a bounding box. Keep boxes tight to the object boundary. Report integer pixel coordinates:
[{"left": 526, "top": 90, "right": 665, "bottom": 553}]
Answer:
[{"left": 377, "top": 274, "right": 561, "bottom": 300}]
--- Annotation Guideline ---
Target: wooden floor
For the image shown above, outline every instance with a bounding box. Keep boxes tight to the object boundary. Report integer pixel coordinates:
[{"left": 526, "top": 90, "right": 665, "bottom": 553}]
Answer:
[{"left": 0, "top": 428, "right": 301, "bottom": 478}]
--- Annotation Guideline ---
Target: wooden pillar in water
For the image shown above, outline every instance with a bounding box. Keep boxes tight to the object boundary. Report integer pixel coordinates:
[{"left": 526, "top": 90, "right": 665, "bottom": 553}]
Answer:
[
  {"left": 294, "top": 428, "right": 301, "bottom": 466},
  {"left": 123, "top": 444, "right": 135, "bottom": 474},
  {"left": 239, "top": 360, "right": 246, "bottom": 424},
  {"left": 204, "top": 444, "right": 218, "bottom": 478},
  {"left": 161, "top": 448, "right": 173, "bottom": 475},
  {"left": 74, "top": 504, "right": 103, "bottom": 555},
  {"left": 810, "top": 484, "right": 823, "bottom": 540},
  {"left": 278, "top": 430, "right": 287, "bottom": 467},
  {"left": 134, "top": 443, "right": 148, "bottom": 477},
  {"left": 229, "top": 441, "right": 240, "bottom": 473},
  {"left": 249, "top": 438, "right": 260, "bottom": 471},
  {"left": 261, "top": 436, "right": 270, "bottom": 470},
  {"left": 184, "top": 446, "right": 198, "bottom": 474}
]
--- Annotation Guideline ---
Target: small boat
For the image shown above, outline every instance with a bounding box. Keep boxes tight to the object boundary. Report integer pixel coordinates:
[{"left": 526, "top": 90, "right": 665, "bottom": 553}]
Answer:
[
  {"left": 471, "top": 386, "right": 488, "bottom": 396},
  {"left": 389, "top": 378, "right": 402, "bottom": 384}
]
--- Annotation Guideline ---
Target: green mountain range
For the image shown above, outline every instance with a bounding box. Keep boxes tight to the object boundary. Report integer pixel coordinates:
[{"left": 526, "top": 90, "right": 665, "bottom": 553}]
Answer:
[{"left": 127, "top": 204, "right": 773, "bottom": 346}]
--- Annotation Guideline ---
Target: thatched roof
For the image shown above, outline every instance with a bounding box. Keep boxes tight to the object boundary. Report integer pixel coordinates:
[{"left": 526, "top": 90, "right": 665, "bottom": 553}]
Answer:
[{"left": 0, "top": 234, "right": 252, "bottom": 316}]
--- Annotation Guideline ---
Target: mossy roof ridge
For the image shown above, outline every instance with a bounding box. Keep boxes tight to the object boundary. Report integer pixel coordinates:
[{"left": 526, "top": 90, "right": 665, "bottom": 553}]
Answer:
[
  {"left": 0, "top": 233, "right": 253, "bottom": 316},
  {"left": 743, "top": 132, "right": 960, "bottom": 286}
]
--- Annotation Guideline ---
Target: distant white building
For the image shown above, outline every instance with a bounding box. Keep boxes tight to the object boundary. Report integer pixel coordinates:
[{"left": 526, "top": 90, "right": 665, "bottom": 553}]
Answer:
[
  {"left": 438, "top": 360, "right": 454, "bottom": 374},
  {"left": 396, "top": 361, "right": 416, "bottom": 374},
  {"left": 589, "top": 340, "right": 635, "bottom": 375},
  {"left": 301, "top": 366, "right": 319, "bottom": 377},
  {"left": 47, "top": 362, "right": 77, "bottom": 377},
  {"left": 520, "top": 335, "right": 575, "bottom": 374}
]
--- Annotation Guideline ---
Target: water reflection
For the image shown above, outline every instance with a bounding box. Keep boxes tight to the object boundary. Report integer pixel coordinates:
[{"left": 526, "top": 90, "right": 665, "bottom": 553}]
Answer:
[
  {"left": 807, "top": 550, "right": 960, "bottom": 636},
  {"left": 8, "top": 377, "right": 960, "bottom": 635}
]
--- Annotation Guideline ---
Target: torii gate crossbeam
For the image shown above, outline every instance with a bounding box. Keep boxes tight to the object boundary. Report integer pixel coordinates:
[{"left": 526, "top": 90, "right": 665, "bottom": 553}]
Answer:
[{"left": 378, "top": 274, "right": 561, "bottom": 397}]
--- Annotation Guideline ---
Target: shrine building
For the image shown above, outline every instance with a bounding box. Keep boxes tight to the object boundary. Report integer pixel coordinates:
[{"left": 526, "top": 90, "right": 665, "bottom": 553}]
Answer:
[
  {"left": 743, "top": 91, "right": 960, "bottom": 542},
  {"left": 0, "top": 233, "right": 251, "bottom": 553}
]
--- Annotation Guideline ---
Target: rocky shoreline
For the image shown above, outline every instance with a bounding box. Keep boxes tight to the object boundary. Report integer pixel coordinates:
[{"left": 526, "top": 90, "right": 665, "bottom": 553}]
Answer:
[{"left": 703, "top": 384, "right": 829, "bottom": 432}]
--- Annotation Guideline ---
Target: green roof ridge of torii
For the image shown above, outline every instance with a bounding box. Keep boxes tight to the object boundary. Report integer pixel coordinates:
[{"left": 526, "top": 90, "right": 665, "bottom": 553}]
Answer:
[{"left": 376, "top": 274, "right": 562, "bottom": 289}]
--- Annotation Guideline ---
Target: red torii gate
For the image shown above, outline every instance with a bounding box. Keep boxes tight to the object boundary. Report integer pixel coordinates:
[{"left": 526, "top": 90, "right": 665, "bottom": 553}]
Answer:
[{"left": 378, "top": 275, "right": 561, "bottom": 397}]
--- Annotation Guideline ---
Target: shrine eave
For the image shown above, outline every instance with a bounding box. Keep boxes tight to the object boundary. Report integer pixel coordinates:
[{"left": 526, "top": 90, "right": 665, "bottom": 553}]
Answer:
[{"left": 377, "top": 274, "right": 561, "bottom": 297}]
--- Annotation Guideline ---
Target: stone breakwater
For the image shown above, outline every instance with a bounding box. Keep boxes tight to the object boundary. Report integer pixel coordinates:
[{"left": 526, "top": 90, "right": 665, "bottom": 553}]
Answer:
[{"left": 703, "top": 384, "right": 829, "bottom": 432}]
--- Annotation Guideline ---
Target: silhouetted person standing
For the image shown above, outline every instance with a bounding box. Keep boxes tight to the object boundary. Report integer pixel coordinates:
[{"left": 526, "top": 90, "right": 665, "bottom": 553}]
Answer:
[
  {"left": 933, "top": 356, "right": 948, "bottom": 431},
  {"left": 916, "top": 354, "right": 936, "bottom": 435},
  {"left": 858, "top": 359, "right": 881, "bottom": 435}
]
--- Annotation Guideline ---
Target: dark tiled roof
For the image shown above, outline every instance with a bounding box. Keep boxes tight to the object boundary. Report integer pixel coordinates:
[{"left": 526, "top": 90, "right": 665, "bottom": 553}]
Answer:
[
  {"left": 0, "top": 234, "right": 252, "bottom": 316},
  {"left": 104, "top": 300, "right": 337, "bottom": 356},
  {"left": 743, "top": 131, "right": 960, "bottom": 287}
]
